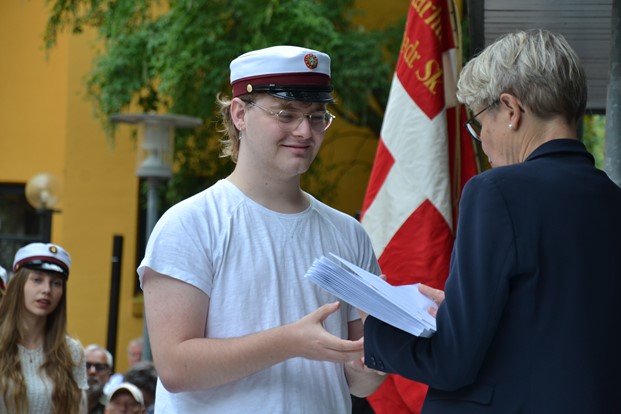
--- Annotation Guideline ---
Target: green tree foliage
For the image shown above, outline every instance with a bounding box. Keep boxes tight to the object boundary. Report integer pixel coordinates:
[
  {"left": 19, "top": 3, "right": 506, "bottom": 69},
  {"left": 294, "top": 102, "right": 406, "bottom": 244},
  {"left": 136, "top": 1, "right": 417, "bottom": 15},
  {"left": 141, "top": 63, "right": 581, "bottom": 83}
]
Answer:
[
  {"left": 44, "top": 0, "right": 404, "bottom": 203},
  {"left": 582, "top": 114, "right": 606, "bottom": 169}
]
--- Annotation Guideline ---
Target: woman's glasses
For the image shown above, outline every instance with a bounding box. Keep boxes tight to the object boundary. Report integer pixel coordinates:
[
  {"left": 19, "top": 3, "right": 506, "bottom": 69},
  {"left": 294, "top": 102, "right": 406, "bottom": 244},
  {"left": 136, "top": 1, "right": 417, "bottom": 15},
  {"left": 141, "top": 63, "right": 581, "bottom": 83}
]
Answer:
[
  {"left": 249, "top": 102, "right": 335, "bottom": 133},
  {"left": 464, "top": 99, "right": 524, "bottom": 141},
  {"left": 464, "top": 103, "right": 495, "bottom": 142}
]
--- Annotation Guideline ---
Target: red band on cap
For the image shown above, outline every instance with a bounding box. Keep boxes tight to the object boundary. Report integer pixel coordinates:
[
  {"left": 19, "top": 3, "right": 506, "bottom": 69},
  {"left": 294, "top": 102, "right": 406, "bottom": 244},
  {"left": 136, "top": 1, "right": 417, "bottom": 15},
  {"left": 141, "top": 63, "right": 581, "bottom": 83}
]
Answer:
[{"left": 232, "top": 72, "right": 331, "bottom": 98}]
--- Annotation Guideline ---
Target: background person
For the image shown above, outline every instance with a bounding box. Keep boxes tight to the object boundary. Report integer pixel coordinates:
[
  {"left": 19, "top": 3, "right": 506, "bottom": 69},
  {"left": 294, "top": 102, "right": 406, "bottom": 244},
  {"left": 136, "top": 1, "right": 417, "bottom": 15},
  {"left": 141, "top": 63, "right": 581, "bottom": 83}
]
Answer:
[
  {"left": 0, "top": 242, "right": 88, "bottom": 413},
  {"left": 139, "top": 45, "right": 385, "bottom": 413},
  {"left": 0, "top": 264, "right": 7, "bottom": 291},
  {"left": 85, "top": 344, "right": 113, "bottom": 413},
  {"left": 362, "top": 28, "right": 621, "bottom": 413},
  {"left": 123, "top": 360, "right": 157, "bottom": 413},
  {"left": 104, "top": 382, "right": 145, "bottom": 414},
  {"left": 126, "top": 338, "right": 144, "bottom": 368},
  {"left": 105, "top": 337, "right": 145, "bottom": 396}
]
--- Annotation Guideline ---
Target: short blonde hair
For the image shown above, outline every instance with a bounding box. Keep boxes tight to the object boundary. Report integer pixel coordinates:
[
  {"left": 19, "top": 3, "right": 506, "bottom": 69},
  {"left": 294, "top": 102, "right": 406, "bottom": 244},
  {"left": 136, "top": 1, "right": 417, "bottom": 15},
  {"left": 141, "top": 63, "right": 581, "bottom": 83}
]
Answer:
[
  {"left": 216, "top": 93, "right": 241, "bottom": 163},
  {"left": 457, "top": 29, "right": 587, "bottom": 125}
]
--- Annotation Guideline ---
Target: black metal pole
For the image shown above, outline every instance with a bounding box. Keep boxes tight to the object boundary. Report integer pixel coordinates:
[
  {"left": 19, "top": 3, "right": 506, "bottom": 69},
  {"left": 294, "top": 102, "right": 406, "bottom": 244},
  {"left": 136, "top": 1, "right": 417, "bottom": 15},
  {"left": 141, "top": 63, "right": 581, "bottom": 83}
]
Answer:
[
  {"left": 467, "top": 0, "right": 485, "bottom": 57},
  {"left": 106, "top": 235, "right": 123, "bottom": 370},
  {"left": 38, "top": 209, "right": 53, "bottom": 243}
]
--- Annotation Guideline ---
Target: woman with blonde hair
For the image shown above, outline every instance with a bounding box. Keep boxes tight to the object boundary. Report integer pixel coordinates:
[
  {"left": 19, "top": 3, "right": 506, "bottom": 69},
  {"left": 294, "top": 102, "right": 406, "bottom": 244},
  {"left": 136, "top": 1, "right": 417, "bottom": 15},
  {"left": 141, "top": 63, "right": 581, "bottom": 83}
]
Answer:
[
  {"left": 362, "top": 29, "right": 621, "bottom": 413},
  {"left": 0, "top": 243, "right": 87, "bottom": 413}
]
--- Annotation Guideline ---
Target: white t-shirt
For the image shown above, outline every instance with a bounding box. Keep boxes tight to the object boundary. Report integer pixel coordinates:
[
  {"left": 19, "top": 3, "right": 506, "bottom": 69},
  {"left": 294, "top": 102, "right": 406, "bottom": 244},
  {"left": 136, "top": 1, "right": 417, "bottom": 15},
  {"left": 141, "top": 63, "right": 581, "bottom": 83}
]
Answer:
[{"left": 138, "top": 180, "right": 380, "bottom": 414}]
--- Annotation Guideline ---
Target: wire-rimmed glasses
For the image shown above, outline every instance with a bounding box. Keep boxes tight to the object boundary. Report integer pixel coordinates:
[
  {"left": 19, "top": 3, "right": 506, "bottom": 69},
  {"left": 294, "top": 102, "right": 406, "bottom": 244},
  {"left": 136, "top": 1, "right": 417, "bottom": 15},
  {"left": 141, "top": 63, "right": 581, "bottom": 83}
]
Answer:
[
  {"left": 248, "top": 102, "right": 335, "bottom": 133},
  {"left": 464, "top": 102, "right": 496, "bottom": 142}
]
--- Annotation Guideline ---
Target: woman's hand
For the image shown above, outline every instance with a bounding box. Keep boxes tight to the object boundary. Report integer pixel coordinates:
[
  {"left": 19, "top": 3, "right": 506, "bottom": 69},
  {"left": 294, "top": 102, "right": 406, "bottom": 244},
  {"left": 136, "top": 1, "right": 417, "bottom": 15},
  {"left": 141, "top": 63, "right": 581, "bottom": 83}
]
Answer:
[{"left": 418, "top": 284, "right": 445, "bottom": 317}]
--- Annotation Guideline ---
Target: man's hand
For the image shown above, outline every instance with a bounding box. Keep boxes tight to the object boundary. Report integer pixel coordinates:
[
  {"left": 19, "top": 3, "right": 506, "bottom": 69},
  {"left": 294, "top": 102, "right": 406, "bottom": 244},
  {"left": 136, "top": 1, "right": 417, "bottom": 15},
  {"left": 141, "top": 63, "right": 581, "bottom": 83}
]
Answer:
[
  {"left": 290, "top": 302, "right": 364, "bottom": 363},
  {"left": 345, "top": 354, "right": 388, "bottom": 397},
  {"left": 347, "top": 356, "right": 388, "bottom": 376}
]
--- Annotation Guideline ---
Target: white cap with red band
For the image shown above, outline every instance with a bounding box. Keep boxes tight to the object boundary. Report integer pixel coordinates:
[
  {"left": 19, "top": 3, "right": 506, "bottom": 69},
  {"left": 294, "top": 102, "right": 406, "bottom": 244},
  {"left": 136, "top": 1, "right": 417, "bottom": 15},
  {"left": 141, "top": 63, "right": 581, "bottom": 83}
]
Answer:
[
  {"left": 230, "top": 45, "right": 333, "bottom": 103},
  {"left": 13, "top": 242, "right": 71, "bottom": 278}
]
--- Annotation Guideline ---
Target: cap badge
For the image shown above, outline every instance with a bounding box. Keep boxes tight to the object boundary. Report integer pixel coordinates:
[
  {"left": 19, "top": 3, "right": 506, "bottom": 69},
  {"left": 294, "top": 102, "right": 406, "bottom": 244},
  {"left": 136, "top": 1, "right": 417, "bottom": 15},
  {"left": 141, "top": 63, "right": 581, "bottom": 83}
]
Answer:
[
  {"left": 304, "top": 54, "right": 319, "bottom": 70},
  {"left": 49, "top": 246, "right": 58, "bottom": 254},
  {"left": 246, "top": 84, "right": 253, "bottom": 93}
]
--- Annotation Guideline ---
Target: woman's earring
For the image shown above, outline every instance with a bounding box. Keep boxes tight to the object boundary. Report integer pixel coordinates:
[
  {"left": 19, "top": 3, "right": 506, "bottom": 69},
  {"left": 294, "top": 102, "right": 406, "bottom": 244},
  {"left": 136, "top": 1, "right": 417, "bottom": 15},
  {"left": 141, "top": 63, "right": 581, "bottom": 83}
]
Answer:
[{"left": 509, "top": 123, "right": 513, "bottom": 129}]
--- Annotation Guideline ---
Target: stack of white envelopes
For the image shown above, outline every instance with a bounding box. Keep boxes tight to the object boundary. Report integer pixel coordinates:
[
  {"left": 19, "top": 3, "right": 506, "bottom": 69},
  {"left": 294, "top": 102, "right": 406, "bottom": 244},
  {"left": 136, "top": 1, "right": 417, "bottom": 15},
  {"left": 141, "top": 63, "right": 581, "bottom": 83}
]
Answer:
[{"left": 305, "top": 254, "right": 437, "bottom": 338}]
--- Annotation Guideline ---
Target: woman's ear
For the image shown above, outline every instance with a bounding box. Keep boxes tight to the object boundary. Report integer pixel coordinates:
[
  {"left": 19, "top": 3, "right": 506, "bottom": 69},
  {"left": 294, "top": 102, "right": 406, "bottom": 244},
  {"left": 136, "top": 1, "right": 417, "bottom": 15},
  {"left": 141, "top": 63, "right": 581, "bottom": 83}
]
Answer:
[
  {"left": 231, "top": 98, "right": 247, "bottom": 131},
  {"left": 499, "top": 93, "right": 524, "bottom": 130}
]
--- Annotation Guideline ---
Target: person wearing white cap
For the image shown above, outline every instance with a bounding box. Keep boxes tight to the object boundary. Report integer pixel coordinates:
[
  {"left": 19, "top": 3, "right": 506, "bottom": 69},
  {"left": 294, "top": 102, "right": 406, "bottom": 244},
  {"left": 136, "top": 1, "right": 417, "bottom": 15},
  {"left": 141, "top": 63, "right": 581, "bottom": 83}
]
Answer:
[
  {"left": 104, "top": 382, "right": 145, "bottom": 414},
  {"left": 139, "top": 45, "right": 385, "bottom": 413},
  {"left": 0, "top": 242, "right": 88, "bottom": 413},
  {"left": 0, "top": 265, "right": 7, "bottom": 291}
]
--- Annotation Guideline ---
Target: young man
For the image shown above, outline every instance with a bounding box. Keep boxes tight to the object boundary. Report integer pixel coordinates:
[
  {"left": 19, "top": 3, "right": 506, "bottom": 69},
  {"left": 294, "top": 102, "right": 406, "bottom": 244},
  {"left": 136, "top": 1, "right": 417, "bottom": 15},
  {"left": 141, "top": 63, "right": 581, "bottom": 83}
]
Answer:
[{"left": 139, "top": 45, "right": 385, "bottom": 413}]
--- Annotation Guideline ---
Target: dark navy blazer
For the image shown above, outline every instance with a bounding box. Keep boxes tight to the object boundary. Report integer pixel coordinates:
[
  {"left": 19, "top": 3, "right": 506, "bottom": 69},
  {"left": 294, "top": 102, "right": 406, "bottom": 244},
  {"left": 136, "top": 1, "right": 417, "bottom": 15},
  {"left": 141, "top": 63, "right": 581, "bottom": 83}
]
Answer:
[{"left": 364, "top": 139, "right": 621, "bottom": 413}]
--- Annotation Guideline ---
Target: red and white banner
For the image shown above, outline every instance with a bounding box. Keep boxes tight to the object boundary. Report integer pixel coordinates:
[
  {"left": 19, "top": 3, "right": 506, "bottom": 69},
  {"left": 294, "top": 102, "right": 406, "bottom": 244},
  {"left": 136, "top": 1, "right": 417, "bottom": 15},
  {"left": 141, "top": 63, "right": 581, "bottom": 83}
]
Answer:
[{"left": 360, "top": 0, "right": 478, "bottom": 412}]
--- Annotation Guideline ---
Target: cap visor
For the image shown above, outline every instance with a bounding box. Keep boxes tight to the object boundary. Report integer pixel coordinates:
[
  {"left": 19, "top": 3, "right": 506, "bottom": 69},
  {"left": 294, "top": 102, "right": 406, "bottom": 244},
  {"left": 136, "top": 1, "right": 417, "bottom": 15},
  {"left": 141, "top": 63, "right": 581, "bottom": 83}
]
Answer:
[
  {"left": 267, "top": 90, "right": 334, "bottom": 103},
  {"left": 23, "top": 262, "right": 68, "bottom": 277}
]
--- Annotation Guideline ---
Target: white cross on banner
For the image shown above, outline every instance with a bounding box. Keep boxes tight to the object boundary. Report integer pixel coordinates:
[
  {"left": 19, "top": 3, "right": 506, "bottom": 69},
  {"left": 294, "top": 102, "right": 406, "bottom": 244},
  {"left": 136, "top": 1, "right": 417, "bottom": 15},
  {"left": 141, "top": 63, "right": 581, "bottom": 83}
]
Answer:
[{"left": 360, "top": 0, "right": 478, "bottom": 412}]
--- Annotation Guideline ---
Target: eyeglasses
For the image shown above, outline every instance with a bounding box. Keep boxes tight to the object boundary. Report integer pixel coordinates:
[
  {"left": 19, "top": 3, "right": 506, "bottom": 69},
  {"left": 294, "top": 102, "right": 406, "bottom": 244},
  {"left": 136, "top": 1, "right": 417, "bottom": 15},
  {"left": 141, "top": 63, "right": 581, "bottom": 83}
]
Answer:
[
  {"left": 248, "top": 102, "right": 335, "bottom": 133},
  {"left": 464, "top": 102, "right": 496, "bottom": 142},
  {"left": 86, "top": 362, "right": 109, "bottom": 372}
]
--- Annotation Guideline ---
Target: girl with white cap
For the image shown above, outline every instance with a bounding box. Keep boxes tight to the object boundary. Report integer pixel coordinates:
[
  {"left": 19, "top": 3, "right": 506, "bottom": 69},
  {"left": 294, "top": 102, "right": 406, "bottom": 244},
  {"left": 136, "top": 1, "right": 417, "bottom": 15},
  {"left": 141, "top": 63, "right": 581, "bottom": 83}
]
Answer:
[{"left": 0, "top": 242, "right": 88, "bottom": 413}]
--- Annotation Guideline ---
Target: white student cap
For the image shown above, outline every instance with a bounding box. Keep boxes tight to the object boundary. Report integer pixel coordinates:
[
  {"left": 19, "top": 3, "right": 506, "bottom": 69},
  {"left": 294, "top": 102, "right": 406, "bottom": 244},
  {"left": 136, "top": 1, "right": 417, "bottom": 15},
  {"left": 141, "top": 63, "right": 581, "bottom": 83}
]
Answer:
[
  {"left": 109, "top": 382, "right": 145, "bottom": 407},
  {"left": 12, "top": 242, "right": 71, "bottom": 278},
  {"left": 0, "top": 265, "right": 6, "bottom": 288},
  {"left": 230, "top": 45, "right": 334, "bottom": 103}
]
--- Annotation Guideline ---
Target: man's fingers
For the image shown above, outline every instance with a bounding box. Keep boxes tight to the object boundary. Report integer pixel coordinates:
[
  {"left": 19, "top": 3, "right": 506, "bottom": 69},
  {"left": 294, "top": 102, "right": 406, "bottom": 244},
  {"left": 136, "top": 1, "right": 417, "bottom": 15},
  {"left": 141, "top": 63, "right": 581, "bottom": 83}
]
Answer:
[
  {"left": 323, "top": 347, "right": 364, "bottom": 363},
  {"left": 315, "top": 301, "right": 341, "bottom": 322}
]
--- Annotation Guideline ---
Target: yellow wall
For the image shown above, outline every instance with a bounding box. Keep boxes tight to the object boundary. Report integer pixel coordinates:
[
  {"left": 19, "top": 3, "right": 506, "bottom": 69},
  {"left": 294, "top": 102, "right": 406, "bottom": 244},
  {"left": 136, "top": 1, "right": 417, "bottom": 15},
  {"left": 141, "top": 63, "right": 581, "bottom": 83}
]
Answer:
[
  {"left": 0, "top": 0, "right": 407, "bottom": 373},
  {"left": 0, "top": 1, "right": 142, "bottom": 372}
]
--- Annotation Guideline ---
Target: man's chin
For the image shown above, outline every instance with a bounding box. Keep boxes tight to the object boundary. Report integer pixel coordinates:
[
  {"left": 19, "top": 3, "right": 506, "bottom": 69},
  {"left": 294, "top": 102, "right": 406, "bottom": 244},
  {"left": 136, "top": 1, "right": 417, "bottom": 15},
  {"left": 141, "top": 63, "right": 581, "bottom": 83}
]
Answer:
[{"left": 87, "top": 379, "right": 103, "bottom": 397}]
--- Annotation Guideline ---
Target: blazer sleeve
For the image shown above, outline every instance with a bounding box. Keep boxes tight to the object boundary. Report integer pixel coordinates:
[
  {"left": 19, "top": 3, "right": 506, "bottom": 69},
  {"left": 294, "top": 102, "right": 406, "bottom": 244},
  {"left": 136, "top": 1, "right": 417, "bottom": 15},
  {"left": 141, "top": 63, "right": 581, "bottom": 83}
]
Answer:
[{"left": 364, "top": 174, "right": 518, "bottom": 391}]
